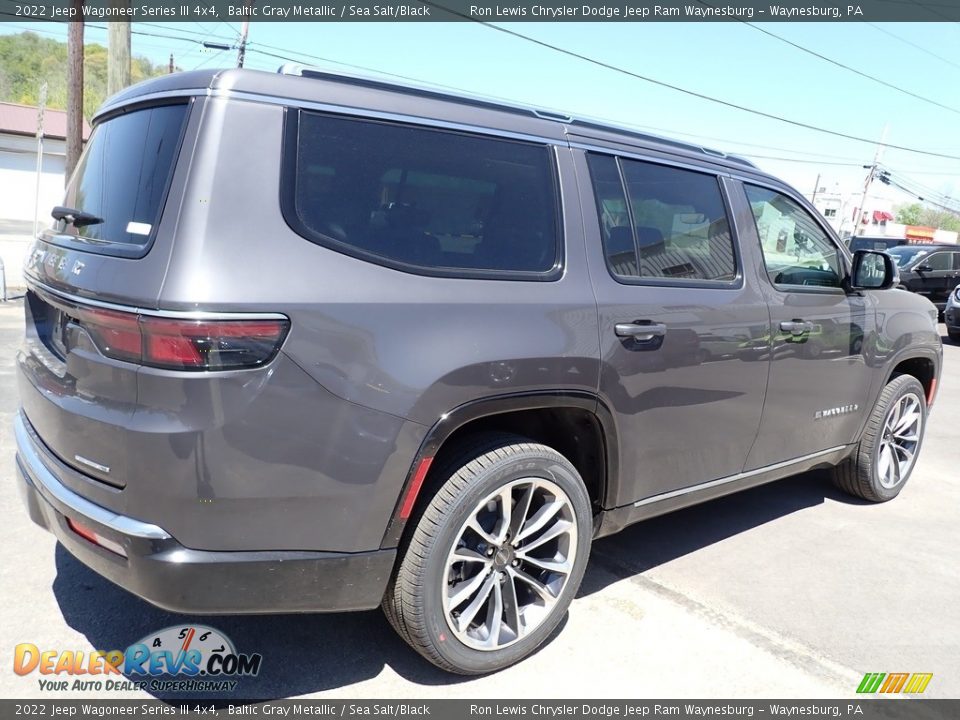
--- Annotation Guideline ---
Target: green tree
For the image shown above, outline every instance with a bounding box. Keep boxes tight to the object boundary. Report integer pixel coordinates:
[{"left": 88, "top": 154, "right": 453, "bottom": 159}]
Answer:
[
  {"left": 0, "top": 31, "right": 172, "bottom": 121},
  {"left": 895, "top": 203, "right": 924, "bottom": 225}
]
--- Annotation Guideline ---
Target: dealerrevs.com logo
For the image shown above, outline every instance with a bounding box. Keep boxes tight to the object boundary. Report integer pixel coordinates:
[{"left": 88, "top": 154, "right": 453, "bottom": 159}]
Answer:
[{"left": 13, "top": 625, "right": 262, "bottom": 693}]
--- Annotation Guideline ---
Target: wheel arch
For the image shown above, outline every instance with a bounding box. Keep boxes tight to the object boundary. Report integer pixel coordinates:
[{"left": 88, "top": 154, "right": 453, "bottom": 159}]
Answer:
[
  {"left": 380, "top": 391, "right": 619, "bottom": 549},
  {"left": 886, "top": 351, "right": 939, "bottom": 407}
]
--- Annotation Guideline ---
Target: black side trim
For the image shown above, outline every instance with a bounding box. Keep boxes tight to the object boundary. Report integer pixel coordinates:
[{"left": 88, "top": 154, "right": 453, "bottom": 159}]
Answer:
[{"left": 379, "top": 391, "right": 619, "bottom": 548}]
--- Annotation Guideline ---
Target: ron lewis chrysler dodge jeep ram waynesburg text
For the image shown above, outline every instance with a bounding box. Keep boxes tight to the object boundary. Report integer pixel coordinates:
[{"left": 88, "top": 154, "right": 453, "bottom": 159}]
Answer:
[{"left": 15, "top": 67, "right": 942, "bottom": 675}]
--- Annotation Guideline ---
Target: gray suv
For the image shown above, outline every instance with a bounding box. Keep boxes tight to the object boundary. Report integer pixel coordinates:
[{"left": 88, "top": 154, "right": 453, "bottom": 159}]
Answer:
[{"left": 15, "top": 67, "right": 942, "bottom": 675}]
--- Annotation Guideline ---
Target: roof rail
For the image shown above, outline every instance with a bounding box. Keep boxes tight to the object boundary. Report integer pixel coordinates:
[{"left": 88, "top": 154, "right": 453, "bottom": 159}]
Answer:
[
  {"left": 276, "top": 63, "right": 756, "bottom": 169},
  {"left": 277, "top": 63, "right": 575, "bottom": 125}
]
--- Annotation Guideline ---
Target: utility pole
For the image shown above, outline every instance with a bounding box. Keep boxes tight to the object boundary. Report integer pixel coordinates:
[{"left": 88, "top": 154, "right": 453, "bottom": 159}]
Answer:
[
  {"left": 169, "top": 53, "right": 174, "bottom": 74},
  {"left": 811, "top": 173, "right": 821, "bottom": 204},
  {"left": 852, "top": 165, "right": 875, "bottom": 240},
  {"left": 65, "top": 3, "right": 84, "bottom": 184},
  {"left": 237, "top": 0, "right": 254, "bottom": 67},
  {"left": 850, "top": 125, "right": 888, "bottom": 239},
  {"left": 107, "top": 11, "right": 132, "bottom": 96},
  {"left": 33, "top": 83, "right": 47, "bottom": 240}
]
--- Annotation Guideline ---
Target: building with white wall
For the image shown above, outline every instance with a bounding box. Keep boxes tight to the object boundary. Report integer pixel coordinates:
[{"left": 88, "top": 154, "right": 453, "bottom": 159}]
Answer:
[{"left": 0, "top": 102, "right": 90, "bottom": 289}]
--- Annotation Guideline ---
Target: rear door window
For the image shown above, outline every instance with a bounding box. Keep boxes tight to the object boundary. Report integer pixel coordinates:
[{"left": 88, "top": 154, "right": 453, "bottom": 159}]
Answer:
[
  {"left": 58, "top": 102, "right": 189, "bottom": 252},
  {"left": 283, "top": 111, "right": 561, "bottom": 278}
]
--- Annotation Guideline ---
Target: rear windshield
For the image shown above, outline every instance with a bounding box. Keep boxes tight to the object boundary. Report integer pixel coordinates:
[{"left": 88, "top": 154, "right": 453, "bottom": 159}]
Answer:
[
  {"left": 283, "top": 111, "right": 561, "bottom": 278},
  {"left": 58, "top": 102, "right": 188, "bottom": 250}
]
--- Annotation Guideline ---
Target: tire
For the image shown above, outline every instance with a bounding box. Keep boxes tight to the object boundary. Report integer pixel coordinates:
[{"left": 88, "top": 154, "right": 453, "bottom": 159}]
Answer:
[
  {"left": 948, "top": 330, "right": 960, "bottom": 344},
  {"left": 831, "top": 375, "right": 927, "bottom": 502},
  {"left": 383, "top": 434, "right": 592, "bottom": 674}
]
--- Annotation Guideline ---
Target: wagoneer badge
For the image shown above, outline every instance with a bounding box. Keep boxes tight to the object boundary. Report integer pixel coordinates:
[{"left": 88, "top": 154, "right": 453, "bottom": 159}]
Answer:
[{"left": 815, "top": 404, "right": 859, "bottom": 420}]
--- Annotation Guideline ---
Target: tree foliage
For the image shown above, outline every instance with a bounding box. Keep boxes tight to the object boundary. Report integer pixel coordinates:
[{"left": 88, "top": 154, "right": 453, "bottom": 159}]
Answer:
[
  {"left": 896, "top": 202, "right": 960, "bottom": 233},
  {"left": 895, "top": 203, "right": 924, "bottom": 226},
  {"left": 0, "top": 31, "right": 171, "bottom": 120}
]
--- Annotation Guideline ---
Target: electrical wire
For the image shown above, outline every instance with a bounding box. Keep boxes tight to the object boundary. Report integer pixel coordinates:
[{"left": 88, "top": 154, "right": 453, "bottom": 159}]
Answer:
[
  {"left": 866, "top": 22, "right": 960, "bottom": 71},
  {"left": 415, "top": 0, "right": 960, "bottom": 161}
]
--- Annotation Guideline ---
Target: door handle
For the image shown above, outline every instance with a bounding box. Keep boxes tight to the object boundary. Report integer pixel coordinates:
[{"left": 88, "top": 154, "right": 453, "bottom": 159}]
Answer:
[
  {"left": 615, "top": 322, "right": 667, "bottom": 341},
  {"left": 780, "top": 320, "right": 814, "bottom": 336}
]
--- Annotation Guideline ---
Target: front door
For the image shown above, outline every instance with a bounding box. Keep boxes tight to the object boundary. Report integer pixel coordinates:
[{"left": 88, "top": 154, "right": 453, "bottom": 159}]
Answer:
[
  {"left": 732, "top": 182, "right": 877, "bottom": 470},
  {"left": 578, "top": 151, "right": 768, "bottom": 505},
  {"left": 913, "top": 250, "right": 959, "bottom": 308}
]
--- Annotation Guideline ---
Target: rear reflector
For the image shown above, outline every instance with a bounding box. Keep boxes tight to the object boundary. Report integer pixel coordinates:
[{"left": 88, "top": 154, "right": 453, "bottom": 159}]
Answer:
[
  {"left": 67, "top": 518, "right": 127, "bottom": 557},
  {"left": 73, "top": 306, "right": 289, "bottom": 371},
  {"left": 399, "top": 457, "right": 434, "bottom": 520}
]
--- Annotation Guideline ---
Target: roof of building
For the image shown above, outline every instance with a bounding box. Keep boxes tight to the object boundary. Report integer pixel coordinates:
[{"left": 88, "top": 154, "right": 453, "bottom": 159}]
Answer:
[{"left": 0, "top": 101, "right": 91, "bottom": 141}]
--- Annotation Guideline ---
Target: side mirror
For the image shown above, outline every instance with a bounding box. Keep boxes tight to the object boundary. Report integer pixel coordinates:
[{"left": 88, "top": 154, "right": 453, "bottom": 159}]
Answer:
[
  {"left": 914, "top": 264, "right": 933, "bottom": 273},
  {"left": 848, "top": 250, "right": 897, "bottom": 291}
]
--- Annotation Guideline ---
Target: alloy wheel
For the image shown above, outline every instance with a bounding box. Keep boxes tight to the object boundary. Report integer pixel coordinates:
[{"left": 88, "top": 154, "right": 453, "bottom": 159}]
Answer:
[
  {"left": 442, "top": 478, "right": 578, "bottom": 651},
  {"left": 877, "top": 392, "right": 923, "bottom": 489}
]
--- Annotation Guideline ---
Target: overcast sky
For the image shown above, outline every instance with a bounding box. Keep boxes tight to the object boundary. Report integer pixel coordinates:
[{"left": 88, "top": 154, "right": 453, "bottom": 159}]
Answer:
[{"left": 3, "top": 20, "right": 958, "bottom": 205}]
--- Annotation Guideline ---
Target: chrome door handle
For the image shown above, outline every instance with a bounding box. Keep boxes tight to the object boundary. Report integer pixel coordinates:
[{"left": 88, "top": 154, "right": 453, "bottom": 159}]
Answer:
[
  {"left": 615, "top": 322, "right": 667, "bottom": 341},
  {"left": 780, "top": 320, "right": 813, "bottom": 336}
]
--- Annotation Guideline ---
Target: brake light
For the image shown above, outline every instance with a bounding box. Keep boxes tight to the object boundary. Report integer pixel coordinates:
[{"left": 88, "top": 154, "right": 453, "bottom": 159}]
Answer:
[{"left": 74, "top": 306, "right": 289, "bottom": 371}]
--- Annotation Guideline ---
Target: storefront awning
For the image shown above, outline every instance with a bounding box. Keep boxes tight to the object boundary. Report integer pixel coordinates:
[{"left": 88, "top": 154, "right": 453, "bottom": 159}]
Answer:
[{"left": 873, "top": 210, "right": 895, "bottom": 222}]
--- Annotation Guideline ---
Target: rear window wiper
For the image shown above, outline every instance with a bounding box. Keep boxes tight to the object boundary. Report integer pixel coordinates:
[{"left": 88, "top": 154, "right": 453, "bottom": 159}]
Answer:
[{"left": 51, "top": 206, "right": 104, "bottom": 228}]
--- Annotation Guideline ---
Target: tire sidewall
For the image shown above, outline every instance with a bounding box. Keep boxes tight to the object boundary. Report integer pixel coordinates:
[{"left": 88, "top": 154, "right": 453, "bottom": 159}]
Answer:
[{"left": 416, "top": 448, "right": 592, "bottom": 674}]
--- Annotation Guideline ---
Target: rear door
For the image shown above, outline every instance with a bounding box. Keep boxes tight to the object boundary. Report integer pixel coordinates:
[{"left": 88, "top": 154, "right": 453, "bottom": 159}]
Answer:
[
  {"left": 730, "top": 181, "right": 878, "bottom": 470},
  {"left": 576, "top": 150, "right": 768, "bottom": 506}
]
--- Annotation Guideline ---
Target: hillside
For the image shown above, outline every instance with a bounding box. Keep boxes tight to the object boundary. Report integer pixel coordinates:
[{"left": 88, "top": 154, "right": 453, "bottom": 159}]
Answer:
[{"left": 0, "top": 31, "right": 170, "bottom": 120}]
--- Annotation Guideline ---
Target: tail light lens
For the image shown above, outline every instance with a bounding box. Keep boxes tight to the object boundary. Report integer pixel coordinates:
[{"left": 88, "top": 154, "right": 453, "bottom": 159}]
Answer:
[{"left": 74, "top": 306, "right": 289, "bottom": 371}]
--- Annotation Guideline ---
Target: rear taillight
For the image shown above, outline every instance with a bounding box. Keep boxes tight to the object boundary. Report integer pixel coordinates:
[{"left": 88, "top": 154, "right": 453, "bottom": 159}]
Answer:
[{"left": 74, "top": 306, "right": 289, "bottom": 371}]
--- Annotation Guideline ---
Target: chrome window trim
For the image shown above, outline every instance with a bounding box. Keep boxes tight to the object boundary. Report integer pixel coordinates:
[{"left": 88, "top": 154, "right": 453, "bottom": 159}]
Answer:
[{"left": 94, "top": 88, "right": 212, "bottom": 122}]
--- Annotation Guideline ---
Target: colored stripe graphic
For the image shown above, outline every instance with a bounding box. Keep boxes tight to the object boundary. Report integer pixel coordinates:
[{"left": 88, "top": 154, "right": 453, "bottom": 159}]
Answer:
[
  {"left": 903, "top": 673, "right": 934, "bottom": 694},
  {"left": 880, "top": 673, "right": 909, "bottom": 693},
  {"left": 857, "top": 673, "right": 885, "bottom": 693},
  {"left": 857, "top": 672, "right": 933, "bottom": 694}
]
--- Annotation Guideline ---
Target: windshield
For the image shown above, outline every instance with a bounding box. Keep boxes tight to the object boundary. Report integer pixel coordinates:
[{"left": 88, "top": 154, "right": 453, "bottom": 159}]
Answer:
[
  {"left": 59, "top": 102, "right": 188, "bottom": 248},
  {"left": 887, "top": 247, "right": 930, "bottom": 268}
]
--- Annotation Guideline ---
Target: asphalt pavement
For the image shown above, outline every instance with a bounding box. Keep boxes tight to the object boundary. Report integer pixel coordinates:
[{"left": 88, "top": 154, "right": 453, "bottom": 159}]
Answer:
[{"left": 0, "top": 299, "right": 956, "bottom": 700}]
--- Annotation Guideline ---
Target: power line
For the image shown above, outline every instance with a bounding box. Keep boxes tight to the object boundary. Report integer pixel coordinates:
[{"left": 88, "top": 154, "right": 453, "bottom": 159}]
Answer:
[
  {"left": 734, "top": 18, "right": 960, "bottom": 116},
  {"left": 415, "top": 1, "right": 960, "bottom": 161},
  {"left": 867, "top": 23, "right": 960, "bottom": 71},
  {"left": 244, "top": 43, "right": 960, "bottom": 183}
]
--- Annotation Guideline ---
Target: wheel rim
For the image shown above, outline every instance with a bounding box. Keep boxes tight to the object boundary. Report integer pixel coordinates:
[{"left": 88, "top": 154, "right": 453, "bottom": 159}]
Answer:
[
  {"left": 877, "top": 392, "right": 923, "bottom": 489},
  {"left": 442, "top": 478, "right": 578, "bottom": 651}
]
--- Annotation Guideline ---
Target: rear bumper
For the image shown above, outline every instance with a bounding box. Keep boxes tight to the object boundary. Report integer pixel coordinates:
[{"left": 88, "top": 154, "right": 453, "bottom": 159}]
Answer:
[{"left": 15, "top": 412, "right": 395, "bottom": 614}]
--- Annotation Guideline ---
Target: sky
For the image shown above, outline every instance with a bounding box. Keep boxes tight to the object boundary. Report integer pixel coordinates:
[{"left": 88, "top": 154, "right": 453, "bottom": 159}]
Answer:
[{"left": 2, "top": 19, "right": 959, "bottom": 207}]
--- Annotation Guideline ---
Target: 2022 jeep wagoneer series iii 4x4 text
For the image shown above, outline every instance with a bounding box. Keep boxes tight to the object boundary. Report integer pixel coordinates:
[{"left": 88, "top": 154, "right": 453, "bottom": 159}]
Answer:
[{"left": 16, "top": 67, "right": 942, "bottom": 674}]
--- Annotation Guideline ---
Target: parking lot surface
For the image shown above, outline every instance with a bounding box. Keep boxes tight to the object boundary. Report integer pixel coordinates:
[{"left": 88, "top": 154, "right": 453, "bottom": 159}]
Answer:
[{"left": 0, "top": 299, "right": 956, "bottom": 699}]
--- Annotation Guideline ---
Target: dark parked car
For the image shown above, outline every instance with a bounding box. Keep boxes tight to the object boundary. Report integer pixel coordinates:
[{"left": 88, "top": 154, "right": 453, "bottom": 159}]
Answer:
[
  {"left": 848, "top": 235, "right": 908, "bottom": 252},
  {"left": 887, "top": 244, "right": 960, "bottom": 311},
  {"left": 15, "top": 67, "right": 943, "bottom": 675}
]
